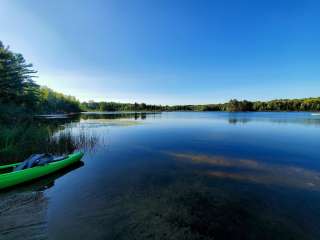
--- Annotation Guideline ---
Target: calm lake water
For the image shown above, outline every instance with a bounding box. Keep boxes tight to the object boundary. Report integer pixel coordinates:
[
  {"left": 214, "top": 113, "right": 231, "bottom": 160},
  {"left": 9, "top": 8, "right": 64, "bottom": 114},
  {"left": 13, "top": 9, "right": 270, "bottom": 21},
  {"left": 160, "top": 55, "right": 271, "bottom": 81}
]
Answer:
[{"left": 1, "top": 112, "right": 320, "bottom": 240}]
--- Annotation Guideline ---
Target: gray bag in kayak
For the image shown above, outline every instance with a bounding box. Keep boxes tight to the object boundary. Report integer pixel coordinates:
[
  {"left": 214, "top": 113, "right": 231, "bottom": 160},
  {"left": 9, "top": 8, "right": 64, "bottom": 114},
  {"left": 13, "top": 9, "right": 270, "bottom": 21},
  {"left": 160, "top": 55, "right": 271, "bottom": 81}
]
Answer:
[{"left": 14, "top": 154, "right": 67, "bottom": 171}]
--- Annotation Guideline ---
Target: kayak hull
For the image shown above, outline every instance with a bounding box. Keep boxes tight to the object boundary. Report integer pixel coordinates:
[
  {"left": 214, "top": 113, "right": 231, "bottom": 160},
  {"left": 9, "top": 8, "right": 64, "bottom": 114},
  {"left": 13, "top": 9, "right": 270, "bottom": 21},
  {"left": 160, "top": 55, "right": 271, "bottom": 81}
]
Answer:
[{"left": 0, "top": 152, "right": 84, "bottom": 190}]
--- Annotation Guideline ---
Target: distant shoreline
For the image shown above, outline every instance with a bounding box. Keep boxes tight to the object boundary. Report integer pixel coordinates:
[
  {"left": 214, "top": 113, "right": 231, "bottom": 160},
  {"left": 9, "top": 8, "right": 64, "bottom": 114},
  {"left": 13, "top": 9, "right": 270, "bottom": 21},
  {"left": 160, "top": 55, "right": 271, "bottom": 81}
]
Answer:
[{"left": 80, "top": 98, "right": 320, "bottom": 113}]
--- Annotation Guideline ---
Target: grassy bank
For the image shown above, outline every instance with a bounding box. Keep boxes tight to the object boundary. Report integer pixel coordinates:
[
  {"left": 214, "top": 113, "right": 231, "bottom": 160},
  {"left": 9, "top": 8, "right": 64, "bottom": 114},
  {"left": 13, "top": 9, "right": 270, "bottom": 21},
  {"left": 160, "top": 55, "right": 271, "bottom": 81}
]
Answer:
[{"left": 0, "top": 121, "right": 97, "bottom": 165}]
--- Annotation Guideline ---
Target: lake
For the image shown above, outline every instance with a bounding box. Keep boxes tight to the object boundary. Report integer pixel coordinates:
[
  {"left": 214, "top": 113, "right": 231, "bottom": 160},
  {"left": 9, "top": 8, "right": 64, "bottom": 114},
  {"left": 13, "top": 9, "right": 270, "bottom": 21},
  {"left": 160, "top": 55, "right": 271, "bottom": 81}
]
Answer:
[{"left": 1, "top": 112, "right": 320, "bottom": 240}]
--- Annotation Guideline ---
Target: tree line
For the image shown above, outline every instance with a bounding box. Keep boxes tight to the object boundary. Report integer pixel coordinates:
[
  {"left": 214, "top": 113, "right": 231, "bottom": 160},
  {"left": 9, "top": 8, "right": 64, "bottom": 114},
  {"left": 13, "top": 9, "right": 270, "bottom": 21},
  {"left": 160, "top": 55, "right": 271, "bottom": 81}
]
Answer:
[
  {"left": 1, "top": 40, "right": 319, "bottom": 123},
  {"left": 81, "top": 98, "right": 320, "bottom": 112},
  {"left": 0, "top": 41, "right": 81, "bottom": 122},
  {"left": 80, "top": 101, "right": 164, "bottom": 112}
]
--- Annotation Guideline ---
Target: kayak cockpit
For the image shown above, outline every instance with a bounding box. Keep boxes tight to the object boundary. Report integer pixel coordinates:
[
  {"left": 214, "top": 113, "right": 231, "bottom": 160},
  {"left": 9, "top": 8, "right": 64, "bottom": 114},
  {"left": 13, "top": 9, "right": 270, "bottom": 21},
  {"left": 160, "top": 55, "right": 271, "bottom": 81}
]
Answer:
[
  {"left": 14, "top": 154, "right": 67, "bottom": 172},
  {"left": 0, "top": 152, "right": 84, "bottom": 190},
  {"left": 0, "top": 154, "right": 68, "bottom": 174}
]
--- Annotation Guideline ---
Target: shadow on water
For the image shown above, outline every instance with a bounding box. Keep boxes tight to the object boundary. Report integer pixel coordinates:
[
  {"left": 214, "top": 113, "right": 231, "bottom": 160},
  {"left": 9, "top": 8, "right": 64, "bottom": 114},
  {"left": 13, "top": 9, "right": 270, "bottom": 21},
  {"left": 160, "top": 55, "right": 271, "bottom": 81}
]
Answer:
[{"left": 0, "top": 161, "right": 84, "bottom": 240}]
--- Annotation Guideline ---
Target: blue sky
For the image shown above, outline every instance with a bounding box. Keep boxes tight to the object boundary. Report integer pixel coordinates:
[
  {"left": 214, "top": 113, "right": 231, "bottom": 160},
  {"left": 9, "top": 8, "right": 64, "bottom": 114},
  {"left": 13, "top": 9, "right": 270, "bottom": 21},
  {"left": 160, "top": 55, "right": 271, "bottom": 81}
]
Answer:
[{"left": 1, "top": 0, "right": 319, "bottom": 104}]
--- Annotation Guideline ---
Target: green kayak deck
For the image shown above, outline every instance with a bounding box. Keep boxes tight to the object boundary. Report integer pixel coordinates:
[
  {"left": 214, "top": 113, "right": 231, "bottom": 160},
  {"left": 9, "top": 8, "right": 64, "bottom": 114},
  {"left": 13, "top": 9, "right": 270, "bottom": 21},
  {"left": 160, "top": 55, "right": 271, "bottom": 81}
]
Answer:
[{"left": 0, "top": 152, "right": 83, "bottom": 190}]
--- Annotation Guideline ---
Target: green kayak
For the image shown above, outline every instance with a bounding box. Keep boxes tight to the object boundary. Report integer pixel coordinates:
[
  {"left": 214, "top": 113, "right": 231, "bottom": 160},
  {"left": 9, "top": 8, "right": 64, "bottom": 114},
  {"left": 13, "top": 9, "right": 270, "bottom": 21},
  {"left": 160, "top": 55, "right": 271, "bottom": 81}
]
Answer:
[{"left": 0, "top": 152, "right": 84, "bottom": 190}]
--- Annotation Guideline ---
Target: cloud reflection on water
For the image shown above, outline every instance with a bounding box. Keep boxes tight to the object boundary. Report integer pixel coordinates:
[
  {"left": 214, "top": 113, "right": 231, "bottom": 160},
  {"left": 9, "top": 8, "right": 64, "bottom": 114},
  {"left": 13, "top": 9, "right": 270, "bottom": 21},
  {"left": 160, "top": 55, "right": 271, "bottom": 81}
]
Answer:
[{"left": 171, "top": 153, "right": 320, "bottom": 191}]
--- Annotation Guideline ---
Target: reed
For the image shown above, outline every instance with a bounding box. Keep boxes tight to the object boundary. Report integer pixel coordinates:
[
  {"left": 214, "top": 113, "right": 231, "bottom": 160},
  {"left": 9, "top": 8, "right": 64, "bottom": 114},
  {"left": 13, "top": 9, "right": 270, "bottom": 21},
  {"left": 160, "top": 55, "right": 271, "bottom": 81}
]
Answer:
[{"left": 0, "top": 123, "right": 98, "bottom": 164}]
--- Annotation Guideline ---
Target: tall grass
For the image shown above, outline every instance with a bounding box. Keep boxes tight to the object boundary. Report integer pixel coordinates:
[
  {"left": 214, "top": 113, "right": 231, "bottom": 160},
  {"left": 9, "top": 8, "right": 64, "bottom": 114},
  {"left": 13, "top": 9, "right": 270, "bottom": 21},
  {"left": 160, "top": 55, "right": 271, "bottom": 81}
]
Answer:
[
  {"left": 49, "top": 128, "right": 99, "bottom": 154},
  {"left": 0, "top": 123, "right": 98, "bottom": 164}
]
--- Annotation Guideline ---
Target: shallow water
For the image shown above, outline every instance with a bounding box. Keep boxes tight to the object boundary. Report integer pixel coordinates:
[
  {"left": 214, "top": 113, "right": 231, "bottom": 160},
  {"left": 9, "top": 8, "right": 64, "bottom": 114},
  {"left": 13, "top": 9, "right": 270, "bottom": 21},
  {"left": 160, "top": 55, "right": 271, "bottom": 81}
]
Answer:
[{"left": 1, "top": 112, "right": 320, "bottom": 239}]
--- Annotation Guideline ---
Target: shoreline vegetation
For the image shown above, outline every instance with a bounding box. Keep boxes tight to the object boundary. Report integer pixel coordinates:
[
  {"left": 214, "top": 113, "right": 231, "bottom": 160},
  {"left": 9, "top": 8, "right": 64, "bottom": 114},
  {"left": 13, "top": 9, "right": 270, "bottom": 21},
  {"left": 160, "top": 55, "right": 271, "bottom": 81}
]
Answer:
[
  {"left": 1, "top": 40, "right": 320, "bottom": 163},
  {"left": 0, "top": 41, "right": 320, "bottom": 163},
  {"left": 1, "top": 40, "right": 319, "bottom": 124},
  {"left": 80, "top": 98, "right": 320, "bottom": 113}
]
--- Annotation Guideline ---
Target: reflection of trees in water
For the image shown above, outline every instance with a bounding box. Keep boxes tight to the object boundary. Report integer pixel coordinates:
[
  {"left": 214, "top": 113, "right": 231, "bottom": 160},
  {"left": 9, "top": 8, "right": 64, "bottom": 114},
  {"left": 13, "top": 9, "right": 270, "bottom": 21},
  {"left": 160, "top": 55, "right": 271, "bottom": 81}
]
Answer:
[
  {"left": 80, "top": 112, "right": 160, "bottom": 121},
  {"left": 0, "top": 162, "right": 83, "bottom": 240},
  {"left": 37, "top": 112, "right": 320, "bottom": 126},
  {"left": 228, "top": 118, "right": 251, "bottom": 125},
  {"left": 227, "top": 115, "right": 320, "bottom": 126}
]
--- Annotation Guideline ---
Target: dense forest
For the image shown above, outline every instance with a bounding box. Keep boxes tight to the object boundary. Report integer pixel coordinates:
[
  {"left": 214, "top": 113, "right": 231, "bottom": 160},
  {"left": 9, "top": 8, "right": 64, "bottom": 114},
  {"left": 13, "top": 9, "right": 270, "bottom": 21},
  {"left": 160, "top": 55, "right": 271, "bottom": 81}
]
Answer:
[
  {"left": 0, "top": 41, "right": 81, "bottom": 122},
  {"left": 1, "top": 40, "right": 319, "bottom": 123}
]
